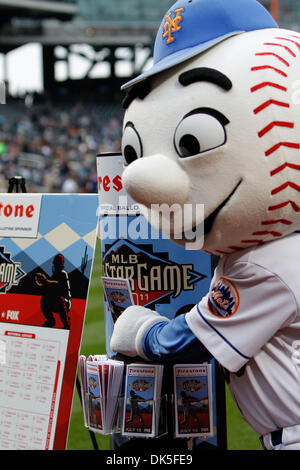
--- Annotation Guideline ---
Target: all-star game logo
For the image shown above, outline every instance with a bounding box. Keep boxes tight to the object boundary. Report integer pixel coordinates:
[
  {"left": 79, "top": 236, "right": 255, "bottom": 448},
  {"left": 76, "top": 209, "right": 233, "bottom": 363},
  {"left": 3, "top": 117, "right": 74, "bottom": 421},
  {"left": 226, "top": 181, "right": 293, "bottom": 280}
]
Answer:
[
  {"left": 130, "top": 380, "right": 152, "bottom": 392},
  {"left": 102, "top": 239, "right": 206, "bottom": 307},
  {"left": 182, "top": 379, "right": 205, "bottom": 392},
  {"left": 0, "top": 247, "right": 26, "bottom": 293}
]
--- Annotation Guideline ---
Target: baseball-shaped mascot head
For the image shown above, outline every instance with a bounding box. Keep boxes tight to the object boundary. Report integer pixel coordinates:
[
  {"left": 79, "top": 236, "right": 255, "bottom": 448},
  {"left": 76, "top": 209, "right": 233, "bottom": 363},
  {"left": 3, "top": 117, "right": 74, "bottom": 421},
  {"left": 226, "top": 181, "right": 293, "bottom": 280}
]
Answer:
[{"left": 121, "top": 0, "right": 300, "bottom": 255}]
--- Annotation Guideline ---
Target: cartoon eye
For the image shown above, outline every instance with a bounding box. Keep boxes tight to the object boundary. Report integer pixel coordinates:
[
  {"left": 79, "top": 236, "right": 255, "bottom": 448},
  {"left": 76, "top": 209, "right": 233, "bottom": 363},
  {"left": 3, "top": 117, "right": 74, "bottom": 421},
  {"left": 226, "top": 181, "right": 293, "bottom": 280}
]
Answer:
[
  {"left": 122, "top": 122, "right": 143, "bottom": 165},
  {"left": 174, "top": 108, "right": 229, "bottom": 158}
]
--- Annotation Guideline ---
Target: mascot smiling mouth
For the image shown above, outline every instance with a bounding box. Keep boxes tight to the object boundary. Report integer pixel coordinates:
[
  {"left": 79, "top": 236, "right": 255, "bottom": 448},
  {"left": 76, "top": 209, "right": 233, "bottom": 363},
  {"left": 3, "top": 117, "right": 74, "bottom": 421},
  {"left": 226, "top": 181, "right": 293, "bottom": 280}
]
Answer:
[
  {"left": 203, "top": 180, "right": 242, "bottom": 235},
  {"left": 178, "top": 179, "right": 243, "bottom": 245}
]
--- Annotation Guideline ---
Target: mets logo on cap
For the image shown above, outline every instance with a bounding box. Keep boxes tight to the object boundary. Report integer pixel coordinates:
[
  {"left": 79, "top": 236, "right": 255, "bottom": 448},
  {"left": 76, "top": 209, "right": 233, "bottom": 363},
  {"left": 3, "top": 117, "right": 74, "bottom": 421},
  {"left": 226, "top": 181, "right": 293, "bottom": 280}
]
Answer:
[
  {"left": 163, "top": 7, "right": 184, "bottom": 44},
  {"left": 208, "top": 277, "right": 240, "bottom": 318}
]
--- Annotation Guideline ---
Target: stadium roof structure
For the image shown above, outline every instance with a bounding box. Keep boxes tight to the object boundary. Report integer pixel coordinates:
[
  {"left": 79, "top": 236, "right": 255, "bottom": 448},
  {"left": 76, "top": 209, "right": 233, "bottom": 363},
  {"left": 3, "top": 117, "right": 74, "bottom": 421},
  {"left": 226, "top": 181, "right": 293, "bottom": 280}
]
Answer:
[
  {"left": 0, "top": 0, "right": 298, "bottom": 101},
  {"left": 0, "top": 0, "right": 79, "bottom": 51},
  {"left": 0, "top": 0, "right": 78, "bottom": 21},
  {"left": 0, "top": 1, "right": 299, "bottom": 50},
  {"left": 0, "top": 0, "right": 174, "bottom": 50},
  {"left": 75, "top": 0, "right": 174, "bottom": 25},
  {"left": 0, "top": 0, "right": 175, "bottom": 101}
]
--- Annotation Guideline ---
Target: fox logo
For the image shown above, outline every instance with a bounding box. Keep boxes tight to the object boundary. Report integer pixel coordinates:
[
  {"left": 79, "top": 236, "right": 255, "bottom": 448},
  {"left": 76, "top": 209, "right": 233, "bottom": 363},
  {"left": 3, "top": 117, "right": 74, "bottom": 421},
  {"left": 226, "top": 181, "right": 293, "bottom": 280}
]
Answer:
[{"left": 163, "top": 7, "right": 184, "bottom": 44}]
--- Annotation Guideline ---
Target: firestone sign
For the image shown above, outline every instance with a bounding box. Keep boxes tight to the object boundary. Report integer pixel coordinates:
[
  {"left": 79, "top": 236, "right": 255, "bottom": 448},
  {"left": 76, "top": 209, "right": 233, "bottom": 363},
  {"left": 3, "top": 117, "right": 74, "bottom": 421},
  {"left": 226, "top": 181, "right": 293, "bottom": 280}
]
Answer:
[{"left": 0, "top": 195, "right": 42, "bottom": 238}]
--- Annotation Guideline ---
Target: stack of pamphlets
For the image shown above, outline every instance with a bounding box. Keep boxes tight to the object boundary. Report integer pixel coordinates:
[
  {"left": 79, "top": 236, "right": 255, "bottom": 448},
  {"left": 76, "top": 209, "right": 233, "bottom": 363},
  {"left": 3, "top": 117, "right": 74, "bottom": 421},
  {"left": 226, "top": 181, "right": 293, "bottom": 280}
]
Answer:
[
  {"left": 79, "top": 354, "right": 124, "bottom": 434},
  {"left": 173, "top": 364, "right": 213, "bottom": 438},
  {"left": 122, "top": 363, "right": 164, "bottom": 438}
]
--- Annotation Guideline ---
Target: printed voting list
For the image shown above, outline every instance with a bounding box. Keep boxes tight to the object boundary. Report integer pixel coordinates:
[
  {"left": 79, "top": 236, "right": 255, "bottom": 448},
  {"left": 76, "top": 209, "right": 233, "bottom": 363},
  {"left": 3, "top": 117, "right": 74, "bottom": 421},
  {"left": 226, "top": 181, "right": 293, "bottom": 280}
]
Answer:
[{"left": 0, "top": 324, "right": 68, "bottom": 449}]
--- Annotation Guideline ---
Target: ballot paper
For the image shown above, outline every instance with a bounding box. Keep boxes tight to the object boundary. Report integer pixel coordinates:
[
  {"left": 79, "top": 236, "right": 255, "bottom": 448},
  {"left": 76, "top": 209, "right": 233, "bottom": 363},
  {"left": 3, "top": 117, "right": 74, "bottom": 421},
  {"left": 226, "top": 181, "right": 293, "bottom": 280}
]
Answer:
[
  {"left": 79, "top": 355, "right": 124, "bottom": 434},
  {"left": 122, "top": 363, "right": 164, "bottom": 438},
  {"left": 173, "top": 364, "right": 213, "bottom": 438}
]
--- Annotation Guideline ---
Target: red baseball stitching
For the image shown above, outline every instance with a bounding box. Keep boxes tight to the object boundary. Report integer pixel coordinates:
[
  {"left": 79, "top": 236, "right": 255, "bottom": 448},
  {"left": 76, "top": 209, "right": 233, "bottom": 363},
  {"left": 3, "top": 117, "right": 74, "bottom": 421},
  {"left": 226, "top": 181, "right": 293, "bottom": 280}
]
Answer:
[
  {"left": 251, "top": 65, "right": 287, "bottom": 77},
  {"left": 265, "top": 142, "right": 300, "bottom": 157},
  {"left": 275, "top": 37, "right": 300, "bottom": 50},
  {"left": 258, "top": 121, "right": 294, "bottom": 138},
  {"left": 252, "top": 230, "right": 282, "bottom": 237},
  {"left": 254, "top": 99, "right": 289, "bottom": 115},
  {"left": 261, "top": 219, "right": 292, "bottom": 226},
  {"left": 251, "top": 82, "right": 287, "bottom": 92},
  {"left": 263, "top": 42, "right": 296, "bottom": 57},
  {"left": 271, "top": 181, "right": 300, "bottom": 195},
  {"left": 255, "top": 52, "right": 290, "bottom": 67},
  {"left": 213, "top": 33, "right": 300, "bottom": 254},
  {"left": 268, "top": 200, "right": 300, "bottom": 212},
  {"left": 227, "top": 33, "right": 300, "bottom": 252},
  {"left": 270, "top": 162, "right": 300, "bottom": 176}
]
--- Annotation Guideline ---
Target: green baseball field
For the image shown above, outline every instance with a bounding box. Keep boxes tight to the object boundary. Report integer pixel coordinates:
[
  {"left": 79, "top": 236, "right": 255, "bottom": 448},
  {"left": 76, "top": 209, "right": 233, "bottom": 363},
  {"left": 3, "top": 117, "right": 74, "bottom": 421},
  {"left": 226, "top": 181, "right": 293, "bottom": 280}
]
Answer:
[{"left": 66, "top": 240, "right": 262, "bottom": 451}]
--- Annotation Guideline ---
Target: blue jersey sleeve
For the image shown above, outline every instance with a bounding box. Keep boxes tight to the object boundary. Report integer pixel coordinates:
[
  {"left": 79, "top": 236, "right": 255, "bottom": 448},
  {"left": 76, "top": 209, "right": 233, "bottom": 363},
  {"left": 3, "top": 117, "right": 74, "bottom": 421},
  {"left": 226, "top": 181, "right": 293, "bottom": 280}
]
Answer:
[{"left": 142, "top": 314, "right": 212, "bottom": 363}]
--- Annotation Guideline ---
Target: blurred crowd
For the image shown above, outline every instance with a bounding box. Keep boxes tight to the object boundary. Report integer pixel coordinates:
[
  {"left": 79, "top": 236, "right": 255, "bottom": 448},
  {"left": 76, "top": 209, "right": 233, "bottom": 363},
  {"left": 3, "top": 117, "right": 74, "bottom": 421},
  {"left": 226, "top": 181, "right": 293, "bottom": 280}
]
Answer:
[{"left": 0, "top": 99, "right": 124, "bottom": 193}]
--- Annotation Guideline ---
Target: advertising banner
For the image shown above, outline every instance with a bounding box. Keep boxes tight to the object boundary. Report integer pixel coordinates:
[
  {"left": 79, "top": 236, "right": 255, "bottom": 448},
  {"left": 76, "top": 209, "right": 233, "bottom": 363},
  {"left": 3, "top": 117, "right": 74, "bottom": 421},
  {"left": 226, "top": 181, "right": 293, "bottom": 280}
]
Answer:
[
  {"left": 0, "top": 194, "right": 98, "bottom": 450},
  {"left": 97, "top": 154, "right": 226, "bottom": 450}
]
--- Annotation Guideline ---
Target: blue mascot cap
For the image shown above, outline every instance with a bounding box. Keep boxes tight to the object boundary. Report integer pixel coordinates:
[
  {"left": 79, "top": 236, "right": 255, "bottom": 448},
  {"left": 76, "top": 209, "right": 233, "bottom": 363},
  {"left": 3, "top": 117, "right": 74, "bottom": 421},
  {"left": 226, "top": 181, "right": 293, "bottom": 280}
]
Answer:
[{"left": 122, "top": 0, "right": 278, "bottom": 90}]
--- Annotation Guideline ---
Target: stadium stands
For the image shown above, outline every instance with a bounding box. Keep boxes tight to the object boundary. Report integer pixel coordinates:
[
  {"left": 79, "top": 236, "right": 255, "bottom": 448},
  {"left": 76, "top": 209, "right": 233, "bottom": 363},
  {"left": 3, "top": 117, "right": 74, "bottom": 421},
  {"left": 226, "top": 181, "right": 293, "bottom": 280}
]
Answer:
[
  {"left": 279, "top": 0, "right": 300, "bottom": 29},
  {"left": 0, "top": 99, "right": 124, "bottom": 193},
  {"left": 261, "top": 0, "right": 300, "bottom": 29}
]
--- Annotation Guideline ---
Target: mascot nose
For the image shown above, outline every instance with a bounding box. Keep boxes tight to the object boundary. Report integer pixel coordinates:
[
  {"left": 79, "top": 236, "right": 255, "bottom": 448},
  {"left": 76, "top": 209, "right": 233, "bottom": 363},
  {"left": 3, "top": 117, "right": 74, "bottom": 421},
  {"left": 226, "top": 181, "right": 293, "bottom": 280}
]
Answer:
[{"left": 122, "top": 154, "right": 191, "bottom": 207}]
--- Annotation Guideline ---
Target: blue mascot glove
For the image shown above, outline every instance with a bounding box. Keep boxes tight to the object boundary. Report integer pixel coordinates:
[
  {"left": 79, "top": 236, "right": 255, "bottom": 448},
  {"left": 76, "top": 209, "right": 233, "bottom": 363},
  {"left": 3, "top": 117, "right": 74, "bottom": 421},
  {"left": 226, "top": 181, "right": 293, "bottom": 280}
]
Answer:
[{"left": 110, "top": 306, "right": 170, "bottom": 359}]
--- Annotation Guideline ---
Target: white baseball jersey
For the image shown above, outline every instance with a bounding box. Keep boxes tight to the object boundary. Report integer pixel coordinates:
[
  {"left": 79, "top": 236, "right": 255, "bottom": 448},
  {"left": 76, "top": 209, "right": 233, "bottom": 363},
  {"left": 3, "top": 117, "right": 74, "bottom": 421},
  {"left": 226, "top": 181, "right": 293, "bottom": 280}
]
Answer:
[{"left": 186, "top": 232, "right": 300, "bottom": 435}]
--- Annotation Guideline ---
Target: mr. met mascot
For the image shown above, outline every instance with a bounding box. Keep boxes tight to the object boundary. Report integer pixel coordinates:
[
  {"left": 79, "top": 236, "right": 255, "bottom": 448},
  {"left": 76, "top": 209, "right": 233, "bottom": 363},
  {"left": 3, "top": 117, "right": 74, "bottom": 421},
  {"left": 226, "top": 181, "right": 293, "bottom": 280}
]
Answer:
[{"left": 111, "top": 0, "right": 300, "bottom": 450}]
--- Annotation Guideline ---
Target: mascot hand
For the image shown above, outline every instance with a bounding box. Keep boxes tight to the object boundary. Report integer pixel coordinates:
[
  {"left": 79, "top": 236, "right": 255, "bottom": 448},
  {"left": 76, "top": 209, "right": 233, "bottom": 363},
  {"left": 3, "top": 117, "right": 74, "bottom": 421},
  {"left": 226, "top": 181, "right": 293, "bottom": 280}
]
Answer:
[{"left": 110, "top": 306, "right": 169, "bottom": 359}]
